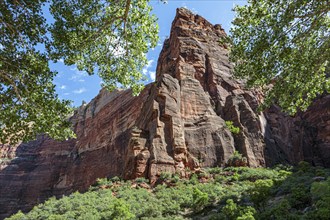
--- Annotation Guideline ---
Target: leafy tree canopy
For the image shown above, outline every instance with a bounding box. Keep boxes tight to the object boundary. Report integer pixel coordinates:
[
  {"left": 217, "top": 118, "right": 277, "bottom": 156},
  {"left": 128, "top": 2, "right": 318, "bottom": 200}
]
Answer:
[
  {"left": 0, "top": 0, "right": 158, "bottom": 144},
  {"left": 230, "top": 0, "right": 329, "bottom": 114}
]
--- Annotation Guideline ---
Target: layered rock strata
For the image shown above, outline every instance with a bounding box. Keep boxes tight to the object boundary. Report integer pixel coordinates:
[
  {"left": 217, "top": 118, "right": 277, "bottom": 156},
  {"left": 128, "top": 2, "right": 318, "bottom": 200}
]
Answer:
[{"left": 0, "top": 7, "right": 329, "bottom": 219}]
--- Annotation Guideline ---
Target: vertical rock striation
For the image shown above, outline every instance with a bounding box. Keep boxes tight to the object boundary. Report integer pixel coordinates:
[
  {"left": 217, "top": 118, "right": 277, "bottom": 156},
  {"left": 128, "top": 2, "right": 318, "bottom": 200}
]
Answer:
[{"left": 123, "top": 8, "right": 267, "bottom": 183}]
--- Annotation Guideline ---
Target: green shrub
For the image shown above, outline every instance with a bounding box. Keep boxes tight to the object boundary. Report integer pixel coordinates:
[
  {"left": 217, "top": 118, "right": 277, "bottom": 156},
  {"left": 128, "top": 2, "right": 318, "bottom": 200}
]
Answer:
[
  {"left": 207, "top": 166, "right": 222, "bottom": 174},
  {"left": 192, "top": 187, "right": 209, "bottom": 211},
  {"left": 311, "top": 177, "right": 330, "bottom": 201},
  {"left": 249, "top": 179, "right": 273, "bottom": 208},
  {"left": 171, "top": 174, "right": 180, "bottom": 183},
  {"left": 259, "top": 199, "right": 293, "bottom": 220},
  {"left": 309, "top": 177, "right": 330, "bottom": 219},
  {"left": 111, "top": 176, "right": 121, "bottom": 182},
  {"left": 227, "top": 151, "right": 248, "bottom": 167},
  {"left": 159, "top": 172, "right": 172, "bottom": 181},
  {"left": 116, "top": 187, "right": 162, "bottom": 218},
  {"left": 155, "top": 186, "right": 189, "bottom": 214},
  {"left": 214, "top": 174, "right": 227, "bottom": 183},
  {"left": 297, "top": 161, "right": 312, "bottom": 172},
  {"left": 221, "top": 199, "right": 238, "bottom": 219},
  {"left": 221, "top": 199, "right": 256, "bottom": 220},
  {"left": 95, "top": 178, "right": 112, "bottom": 187},
  {"left": 110, "top": 199, "right": 135, "bottom": 220},
  {"left": 7, "top": 211, "right": 26, "bottom": 220},
  {"left": 312, "top": 196, "right": 330, "bottom": 220},
  {"left": 135, "top": 177, "right": 148, "bottom": 183},
  {"left": 225, "top": 121, "right": 240, "bottom": 134},
  {"left": 289, "top": 184, "right": 311, "bottom": 209},
  {"left": 189, "top": 173, "right": 199, "bottom": 185}
]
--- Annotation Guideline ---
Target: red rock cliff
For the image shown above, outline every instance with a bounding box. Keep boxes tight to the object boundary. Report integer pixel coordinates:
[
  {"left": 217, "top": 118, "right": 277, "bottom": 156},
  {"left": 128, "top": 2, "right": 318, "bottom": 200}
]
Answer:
[
  {"left": 0, "top": 87, "right": 150, "bottom": 219},
  {"left": 264, "top": 94, "right": 330, "bottom": 167},
  {"left": 0, "top": 8, "right": 329, "bottom": 219},
  {"left": 123, "top": 8, "right": 268, "bottom": 184}
]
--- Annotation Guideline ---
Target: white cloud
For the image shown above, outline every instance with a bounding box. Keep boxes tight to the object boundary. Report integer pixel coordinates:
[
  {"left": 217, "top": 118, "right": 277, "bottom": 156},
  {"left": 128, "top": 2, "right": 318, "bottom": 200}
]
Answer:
[
  {"left": 59, "top": 85, "right": 66, "bottom": 90},
  {"left": 73, "top": 88, "right": 86, "bottom": 94},
  {"left": 69, "top": 66, "right": 88, "bottom": 82},
  {"left": 180, "top": 3, "right": 197, "bottom": 14},
  {"left": 191, "top": 8, "right": 198, "bottom": 14},
  {"left": 64, "top": 92, "right": 70, "bottom": 96},
  {"left": 142, "top": 59, "right": 156, "bottom": 81},
  {"left": 149, "top": 71, "right": 156, "bottom": 81},
  {"left": 59, "top": 58, "right": 64, "bottom": 63},
  {"left": 146, "top": 59, "right": 154, "bottom": 69}
]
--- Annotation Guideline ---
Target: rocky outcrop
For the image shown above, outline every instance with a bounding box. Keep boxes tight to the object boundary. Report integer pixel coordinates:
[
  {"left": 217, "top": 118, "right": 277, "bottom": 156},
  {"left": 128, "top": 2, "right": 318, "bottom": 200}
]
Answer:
[
  {"left": 123, "top": 8, "right": 267, "bottom": 184},
  {"left": 0, "top": 7, "right": 329, "bottom": 219}
]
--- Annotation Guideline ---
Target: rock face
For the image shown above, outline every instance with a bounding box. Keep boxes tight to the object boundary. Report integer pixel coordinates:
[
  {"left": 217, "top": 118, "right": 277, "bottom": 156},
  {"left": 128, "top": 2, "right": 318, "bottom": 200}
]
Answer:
[
  {"left": 0, "top": 87, "right": 151, "bottom": 219},
  {"left": 264, "top": 94, "right": 330, "bottom": 167},
  {"left": 123, "top": 8, "right": 267, "bottom": 184},
  {"left": 0, "top": 8, "right": 329, "bottom": 219}
]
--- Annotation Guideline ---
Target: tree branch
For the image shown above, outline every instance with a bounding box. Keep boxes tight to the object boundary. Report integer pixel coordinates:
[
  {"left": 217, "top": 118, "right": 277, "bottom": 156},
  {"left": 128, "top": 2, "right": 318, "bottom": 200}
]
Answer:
[
  {"left": 0, "top": 70, "right": 22, "bottom": 102},
  {"left": 85, "top": 15, "right": 123, "bottom": 43},
  {"left": 0, "top": 17, "right": 16, "bottom": 36},
  {"left": 123, "top": 0, "right": 131, "bottom": 56},
  {"left": 295, "top": 6, "right": 330, "bottom": 18}
]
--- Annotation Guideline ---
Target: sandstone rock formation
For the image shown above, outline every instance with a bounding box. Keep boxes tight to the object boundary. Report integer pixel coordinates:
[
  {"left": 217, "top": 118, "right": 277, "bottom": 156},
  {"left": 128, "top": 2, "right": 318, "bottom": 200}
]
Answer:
[
  {"left": 0, "top": 8, "right": 329, "bottom": 219},
  {"left": 0, "top": 87, "right": 150, "bottom": 219},
  {"left": 264, "top": 94, "right": 330, "bottom": 167},
  {"left": 123, "top": 8, "right": 267, "bottom": 184}
]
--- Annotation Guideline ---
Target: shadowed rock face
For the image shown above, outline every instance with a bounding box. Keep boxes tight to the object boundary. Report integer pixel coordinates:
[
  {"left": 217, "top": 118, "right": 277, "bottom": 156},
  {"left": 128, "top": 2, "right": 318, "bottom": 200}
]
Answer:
[
  {"left": 264, "top": 94, "right": 330, "bottom": 167},
  {"left": 0, "top": 8, "right": 329, "bottom": 219}
]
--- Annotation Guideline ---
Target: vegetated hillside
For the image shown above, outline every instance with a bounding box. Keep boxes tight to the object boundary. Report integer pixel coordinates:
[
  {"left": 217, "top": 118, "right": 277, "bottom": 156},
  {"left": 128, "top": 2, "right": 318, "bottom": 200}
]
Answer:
[{"left": 7, "top": 161, "right": 330, "bottom": 220}]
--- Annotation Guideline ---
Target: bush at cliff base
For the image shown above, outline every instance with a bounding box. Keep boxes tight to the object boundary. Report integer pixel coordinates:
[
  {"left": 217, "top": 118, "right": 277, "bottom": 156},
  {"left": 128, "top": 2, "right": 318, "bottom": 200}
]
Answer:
[{"left": 7, "top": 162, "right": 330, "bottom": 220}]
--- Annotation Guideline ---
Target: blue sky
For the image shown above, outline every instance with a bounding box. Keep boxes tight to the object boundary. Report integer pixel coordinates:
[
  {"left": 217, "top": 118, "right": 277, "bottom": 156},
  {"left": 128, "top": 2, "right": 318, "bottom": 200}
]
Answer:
[{"left": 52, "top": 0, "right": 247, "bottom": 106}]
